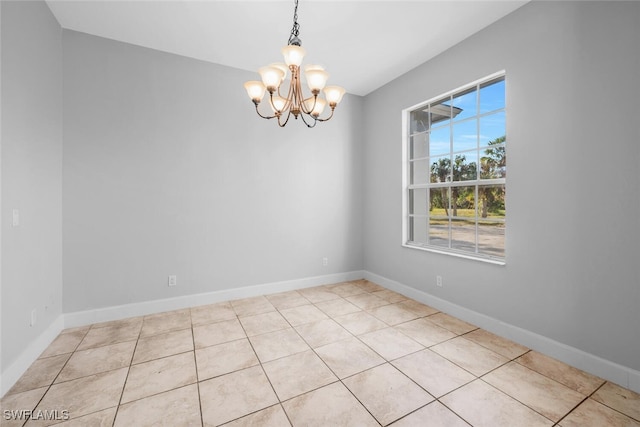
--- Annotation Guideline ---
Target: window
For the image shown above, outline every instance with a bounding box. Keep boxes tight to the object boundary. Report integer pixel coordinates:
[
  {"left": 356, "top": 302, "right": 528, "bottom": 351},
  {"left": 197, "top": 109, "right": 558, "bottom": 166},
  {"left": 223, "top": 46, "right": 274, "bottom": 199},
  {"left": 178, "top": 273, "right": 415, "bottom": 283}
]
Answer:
[{"left": 402, "top": 72, "right": 506, "bottom": 263}]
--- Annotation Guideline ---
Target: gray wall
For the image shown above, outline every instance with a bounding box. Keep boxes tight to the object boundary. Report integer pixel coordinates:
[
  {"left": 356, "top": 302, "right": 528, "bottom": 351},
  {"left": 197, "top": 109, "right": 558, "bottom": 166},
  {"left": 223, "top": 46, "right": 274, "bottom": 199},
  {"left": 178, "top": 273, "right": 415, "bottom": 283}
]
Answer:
[
  {"left": 363, "top": 1, "right": 640, "bottom": 371},
  {"left": 62, "top": 30, "right": 363, "bottom": 312},
  {"left": 1, "top": 1, "right": 63, "bottom": 368}
]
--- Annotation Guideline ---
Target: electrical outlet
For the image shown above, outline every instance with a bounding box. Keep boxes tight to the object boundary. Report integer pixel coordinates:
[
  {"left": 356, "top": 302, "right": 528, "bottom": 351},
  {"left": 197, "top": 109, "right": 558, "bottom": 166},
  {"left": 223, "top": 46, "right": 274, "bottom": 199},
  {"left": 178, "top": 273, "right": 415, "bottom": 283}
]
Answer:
[
  {"left": 436, "top": 275, "right": 443, "bottom": 287},
  {"left": 12, "top": 209, "right": 20, "bottom": 226},
  {"left": 322, "top": 257, "right": 328, "bottom": 267},
  {"left": 168, "top": 275, "right": 177, "bottom": 287},
  {"left": 30, "top": 309, "right": 37, "bottom": 327}
]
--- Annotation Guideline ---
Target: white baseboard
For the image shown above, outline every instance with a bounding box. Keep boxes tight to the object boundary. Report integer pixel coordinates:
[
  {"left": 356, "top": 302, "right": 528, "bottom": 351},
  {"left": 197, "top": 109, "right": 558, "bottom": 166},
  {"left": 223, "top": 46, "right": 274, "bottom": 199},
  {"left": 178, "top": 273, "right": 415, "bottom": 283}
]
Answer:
[
  {"left": 64, "top": 270, "right": 365, "bottom": 328},
  {"left": 1, "top": 315, "right": 64, "bottom": 397},
  {"left": 364, "top": 271, "right": 640, "bottom": 394}
]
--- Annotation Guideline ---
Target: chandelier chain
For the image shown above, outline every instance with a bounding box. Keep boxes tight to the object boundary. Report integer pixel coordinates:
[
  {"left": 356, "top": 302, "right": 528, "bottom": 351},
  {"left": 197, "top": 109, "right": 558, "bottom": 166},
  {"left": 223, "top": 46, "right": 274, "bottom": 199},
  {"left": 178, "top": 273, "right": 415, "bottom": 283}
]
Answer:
[{"left": 288, "top": 0, "right": 301, "bottom": 46}]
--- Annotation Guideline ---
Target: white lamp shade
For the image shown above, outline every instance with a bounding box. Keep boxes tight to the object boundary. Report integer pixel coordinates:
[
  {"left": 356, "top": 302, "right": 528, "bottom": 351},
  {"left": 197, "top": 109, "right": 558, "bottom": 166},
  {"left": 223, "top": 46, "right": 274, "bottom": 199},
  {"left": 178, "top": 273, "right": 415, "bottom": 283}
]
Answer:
[
  {"left": 306, "top": 97, "right": 326, "bottom": 117},
  {"left": 305, "top": 69, "right": 329, "bottom": 92},
  {"left": 281, "top": 45, "right": 306, "bottom": 67},
  {"left": 244, "top": 81, "right": 266, "bottom": 102},
  {"left": 259, "top": 66, "right": 284, "bottom": 91},
  {"left": 269, "top": 62, "right": 288, "bottom": 82},
  {"left": 271, "top": 96, "right": 287, "bottom": 113},
  {"left": 324, "top": 86, "right": 346, "bottom": 105}
]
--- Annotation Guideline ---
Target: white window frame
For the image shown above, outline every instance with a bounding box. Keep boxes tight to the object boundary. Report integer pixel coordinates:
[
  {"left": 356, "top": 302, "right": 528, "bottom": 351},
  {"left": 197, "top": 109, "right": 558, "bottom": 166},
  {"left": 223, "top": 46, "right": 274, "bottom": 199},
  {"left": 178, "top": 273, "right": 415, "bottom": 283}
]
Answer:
[{"left": 401, "top": 71, "right": 506, "bottom": 265}]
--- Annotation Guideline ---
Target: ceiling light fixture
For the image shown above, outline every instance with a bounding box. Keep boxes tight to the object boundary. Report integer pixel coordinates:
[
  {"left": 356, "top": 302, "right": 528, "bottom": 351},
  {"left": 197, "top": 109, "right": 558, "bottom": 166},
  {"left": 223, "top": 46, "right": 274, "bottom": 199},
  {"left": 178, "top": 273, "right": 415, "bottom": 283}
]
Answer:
[{"left": 243, "top": 0, "right": 345, "bottom": 128}]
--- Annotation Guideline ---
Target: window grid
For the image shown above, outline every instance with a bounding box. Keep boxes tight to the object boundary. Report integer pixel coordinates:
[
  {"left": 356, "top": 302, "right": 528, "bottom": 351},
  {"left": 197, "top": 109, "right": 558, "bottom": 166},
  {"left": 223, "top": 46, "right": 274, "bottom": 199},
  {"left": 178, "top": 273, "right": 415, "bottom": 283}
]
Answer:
[{"left": 403, "top": 73, "right": 506, "bottom": 263}]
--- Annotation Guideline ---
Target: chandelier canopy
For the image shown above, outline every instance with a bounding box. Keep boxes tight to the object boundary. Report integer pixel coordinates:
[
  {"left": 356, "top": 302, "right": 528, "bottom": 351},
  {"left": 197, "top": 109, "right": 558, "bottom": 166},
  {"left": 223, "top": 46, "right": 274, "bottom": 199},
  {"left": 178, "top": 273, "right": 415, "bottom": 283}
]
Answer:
[{"left": 243, "top": 0, "right": 345, "bottom": 128}]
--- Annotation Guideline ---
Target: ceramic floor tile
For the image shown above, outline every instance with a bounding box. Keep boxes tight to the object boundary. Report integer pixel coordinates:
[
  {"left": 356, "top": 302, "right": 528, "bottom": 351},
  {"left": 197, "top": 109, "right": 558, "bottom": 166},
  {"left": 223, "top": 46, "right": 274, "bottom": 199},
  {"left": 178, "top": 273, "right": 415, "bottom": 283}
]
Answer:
[
  {"left": 483, "top": 362, "right": 586, "bottom": 422},
  {"left": 33, "top": 368, "right": 128, "bottom": 423},
  {"left": 222, "top": 404, "right": 290, "bottom": 427},
  {"left": 91, "top": 316, "right": 143, "bottom": 330},
  {"left": 193, "top": 318, "right": 246, "bottom": 349},
  {"left": 140, "top": 309, "right": 192, "bottom": 337},
  {"left": 230, "top": 296, "right": 275, "bottom": 317},
  {"left": 516, "top": 351, "right": 605, "bottom": 395},
  {"left": 395, "top": 300, "right": 440, "bottom": 317},
  {"left": 133, "top": 328, "right": 194, "bottom": 364},
  {"left": 343, "top": 363, "right": 433, "bottom": 425},
  {"left": 391, "top": 401, "right": 469, "bottom": 427},
  {"left": 346, "top": 293, "right": 389, "bottom": 310},
  {"left": 314, "top": 298, "right": 361, "bottom": 317},
  {"left": 592, "top": 381, "right": 640, "bottom": 421},
  {"left": 294, "top": 319, "right": 352, "bottom": 348},
  {"left": 196, "top": 338, "right": 259, "bottom": 380},
  {"left": 56, "top": 341, "right": 135, "bottom": 383},
  {"left": 371, "top": 289, "right": 408, "bottom": 303},
  {"left": 394, "top": 318, "right": 456, "bottom": 347},
  {"left": 238, "top": 311, "right": 289, "bottom": 337},
  {"left": 0, "top": 387, "right": 48, "bottom": 427},
  {"left": 77, "top": 322, "right": 141, "bottom": 350},
  {"left": 265, "top": 291, "right": 310, "bottom": 310},
  {"left": 559, "top": 398, "right": 640, "bottom": 427},
  {"left": 464, "top": 329, "right": 529, "bottom": 360},
  {"left": 8, "top": 354, "right": 70, "bottom": 394},
  {"left": 282, "top": 382, "right": 379, "bottom": 427},
  {"left": 431, "top": 336, "right": 509, "bottom": 376},
  {"left": 368, "top": 303, "right": 419, "bottom": 326},
  {"left": 333, "top": 311, "right": 387, "bottom": 335},
  {"left": 353, "top": 280, "right": 386, "bottom": 293},
  {"left": 249, "top": 328, "right": 309, "bottom": 362},
  {"left": 315, "top": 337, "right": 385, "bottom": 379},
  {"left": 359, "top": 327, "right": 424, "bottom": 360},
  {"left": 12, "top": 279, "right": 640, "bottom": 427},
  {"left": 325, "top": 283, "right": 367, "bottom": 297},
  {"left": 114, "top": 384, "right": 201, "bottom": 427},
  {"left": 59, "top": 325, "right": 91, "bottom": 335},
  {"left": 392, "top": 349, "right": 475, "bottom": 398},
  {"left": 40, "top": 330, "right": 86, "bottom": 357},
  {"left": 121, "top": 352, "right": 197, "bottom": 403},
  {"left": 441, "top": 380, "right": 553, "bottom": 427},
  {"left": 46, "top": 407, "right": 117, "bottom": 427},
  {"left": 199, "top": 366, "right": 278, "bottom": 426},
  {"left": 262, "top": 350, "right": 337, "bottom": 401},
  {"left": 278, "top": 304, "right": 328, "bottom": 326},
  {"left": 426, "top": 313, "right": 477, "bottom": 335},
  {"left": 190, "top": 302, "right": 236, "bottom": 326},
  {"left": 298, "top": 286, "right": 341, "bottom": 303}
]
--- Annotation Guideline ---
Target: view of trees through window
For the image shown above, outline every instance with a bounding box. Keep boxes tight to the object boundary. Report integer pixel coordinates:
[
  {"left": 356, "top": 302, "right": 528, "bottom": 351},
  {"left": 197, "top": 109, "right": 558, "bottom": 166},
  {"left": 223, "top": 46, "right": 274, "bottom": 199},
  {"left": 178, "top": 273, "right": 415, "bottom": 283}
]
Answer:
[{"left": 404, "top": 74, "right": 506, "bottom": 261}]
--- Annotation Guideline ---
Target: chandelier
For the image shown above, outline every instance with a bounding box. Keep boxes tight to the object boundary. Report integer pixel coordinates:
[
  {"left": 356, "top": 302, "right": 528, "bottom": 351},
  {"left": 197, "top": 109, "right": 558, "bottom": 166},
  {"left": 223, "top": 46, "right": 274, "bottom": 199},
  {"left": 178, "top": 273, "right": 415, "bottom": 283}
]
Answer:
[{"left": 243, "top": 0, "right": 345, "bottom": 128}]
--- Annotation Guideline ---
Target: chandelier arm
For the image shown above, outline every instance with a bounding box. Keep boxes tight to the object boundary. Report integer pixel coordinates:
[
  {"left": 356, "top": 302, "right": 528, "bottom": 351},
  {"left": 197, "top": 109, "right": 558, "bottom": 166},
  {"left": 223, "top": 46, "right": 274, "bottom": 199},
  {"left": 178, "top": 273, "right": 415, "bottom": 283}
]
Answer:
[
  {"left": 300, "top": 93, "right": 318, "bottom": 115},
  {"left": 299, "top": 111, "right": 318, "bottom": 128},
  {"left": 277, "top": 109, "right": 293, "bottom": 127},
  {"left": 253, "top": 102, "right": 278, "bottom": 120},
  {"left": 316, "top": 106, "right": 336, "bottom": 122}
]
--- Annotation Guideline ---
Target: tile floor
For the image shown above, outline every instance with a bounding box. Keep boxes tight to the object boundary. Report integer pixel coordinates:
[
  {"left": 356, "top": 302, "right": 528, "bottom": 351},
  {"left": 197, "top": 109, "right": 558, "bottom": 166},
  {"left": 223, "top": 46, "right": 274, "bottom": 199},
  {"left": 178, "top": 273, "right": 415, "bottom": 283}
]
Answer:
[{"left": 2, "top": 279, "right": 640, "bottom": 426}]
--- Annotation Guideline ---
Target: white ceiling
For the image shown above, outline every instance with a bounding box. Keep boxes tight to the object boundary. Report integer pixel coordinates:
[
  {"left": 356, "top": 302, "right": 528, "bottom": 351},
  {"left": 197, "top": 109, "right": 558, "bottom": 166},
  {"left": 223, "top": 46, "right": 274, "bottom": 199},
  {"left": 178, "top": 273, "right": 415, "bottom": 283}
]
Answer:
[{"left": 46, "top": 0, "right": 528, "bottom": 96}]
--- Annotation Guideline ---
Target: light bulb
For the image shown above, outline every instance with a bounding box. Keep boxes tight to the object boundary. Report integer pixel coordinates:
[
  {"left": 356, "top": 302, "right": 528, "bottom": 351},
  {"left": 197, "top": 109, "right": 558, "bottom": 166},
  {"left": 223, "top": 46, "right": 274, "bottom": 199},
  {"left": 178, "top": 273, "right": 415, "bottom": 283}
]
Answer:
[
  {"left": 304, "top": 97, "right": 326, "bottom": 117},
  {"left": 281, "top": 45, "right": 306, "bottom": 67},
  {"left": 305, "top": 69, "right": 329, "bottom": 92},
  {"left": 259, "top": 66, "right": 284, "bottom": 92},
  {"left": 271, "top": 96, "right": 287, "bottom": 113},
  {"left": 243, "top": 81, "right": 266, "bottom": 103},
  {"left": 324, "top": 86, "right": 346, "bottom": 106},
  {"left": 269, "top": 63, "right": 288, "bottom": 82}
]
